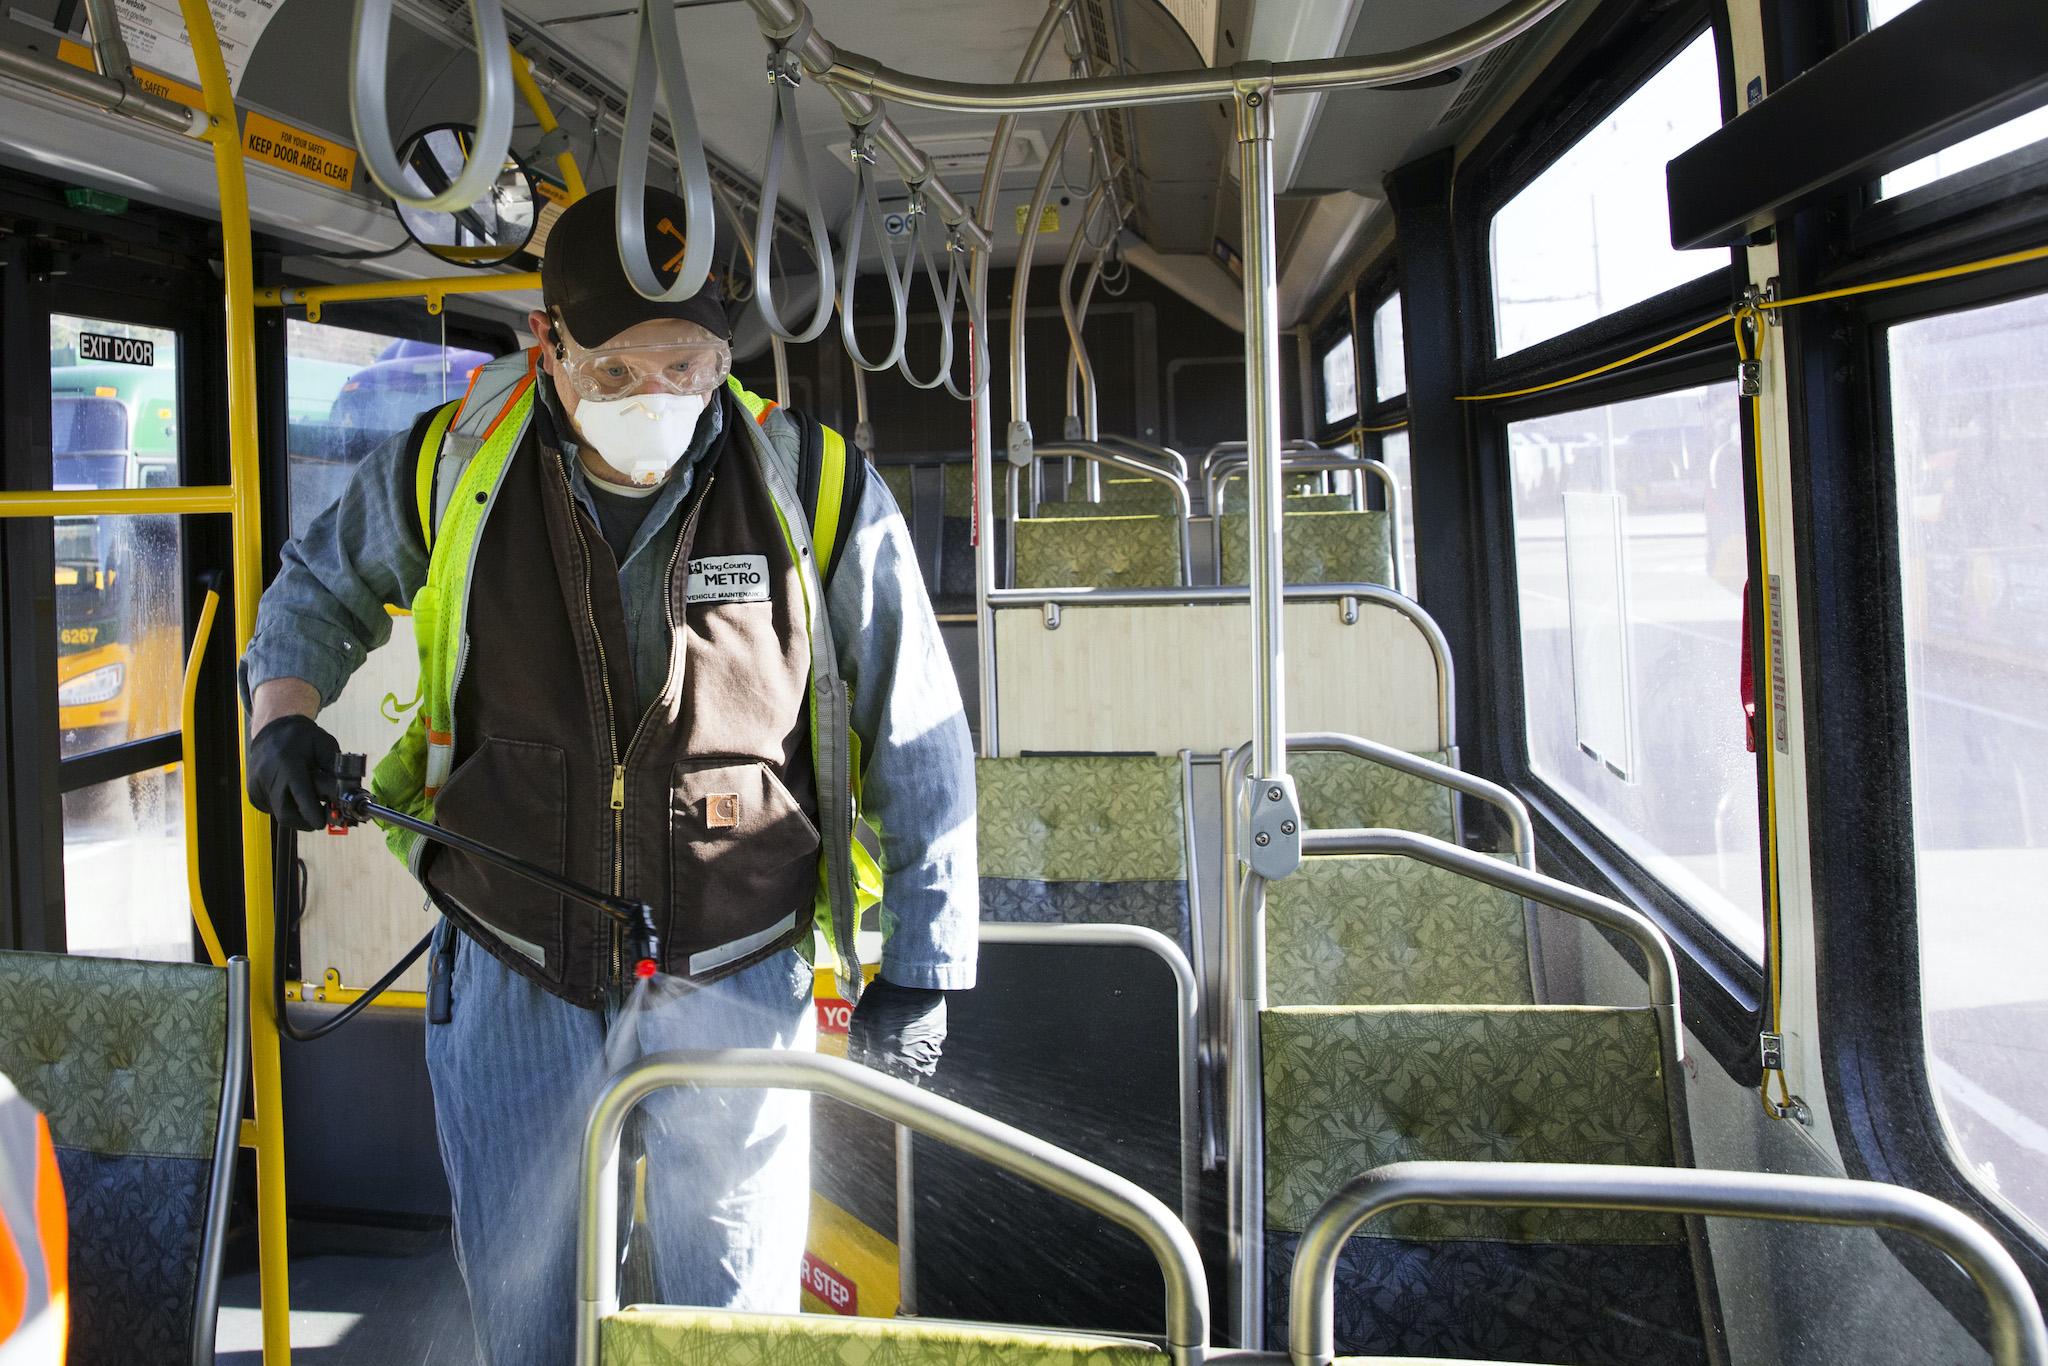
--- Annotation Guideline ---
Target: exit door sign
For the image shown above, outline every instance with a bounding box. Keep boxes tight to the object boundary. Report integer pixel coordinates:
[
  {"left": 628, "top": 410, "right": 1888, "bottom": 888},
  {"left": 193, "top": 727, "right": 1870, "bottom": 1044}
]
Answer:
[{"left": 78, "top": 333, "right": 155, "bottom": 366}]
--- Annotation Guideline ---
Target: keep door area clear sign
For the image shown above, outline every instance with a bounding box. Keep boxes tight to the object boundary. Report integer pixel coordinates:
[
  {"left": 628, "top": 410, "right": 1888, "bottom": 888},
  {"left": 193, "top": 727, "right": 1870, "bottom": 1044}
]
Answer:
[{"left": 78, "top": 333, "right": 155, "bottom": 367}]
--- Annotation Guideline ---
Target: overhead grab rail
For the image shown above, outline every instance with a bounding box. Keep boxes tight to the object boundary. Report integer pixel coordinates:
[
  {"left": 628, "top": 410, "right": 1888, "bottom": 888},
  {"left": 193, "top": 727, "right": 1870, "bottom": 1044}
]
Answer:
[
  {"left": 577, "top": 1050, "right": 1209, "bottom": 1366},
  {"left": 742, "top": 0, "right": 989, "bottom": 253},
  {"left": 838, "top": 127, "right": 910, "bottom": 371},
  {"left": 750, "top": 17, "right": 839, "bottom": 342},
  {"left": 1058, "top": 175, "right": 1127, "bottom": 495},
  {"left": 352, "top": 0, "right": 516, "bottom": 212},
  {"left": 615, "top": 0, "right": 715, "bottom": 302},
  {"left": 1292, "top": 1162, "right": 2048, "bottom": 1366},
  {"left": 1009, "top": 111, "right": 1082, "bottom": 483},
  {"left": 0, "top": 7, "right": 206, "bottom": 136},
  {"left": 821, "top": 0, "right": 1567, "bottom": 114}
]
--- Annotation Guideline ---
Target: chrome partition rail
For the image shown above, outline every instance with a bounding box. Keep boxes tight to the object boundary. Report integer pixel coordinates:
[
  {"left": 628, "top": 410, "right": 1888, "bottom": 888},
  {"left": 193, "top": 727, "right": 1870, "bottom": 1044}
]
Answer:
[
  {"left": 980, "top": 921, "right": 1204, "bottom": 1233},
  {"left": 1298, "top": 827, "right": 1682, "bottom": 1056},
  {"left": 1102, "top": 435, "right": 1192, "bottom": 482},
  {"left": 195, "top": 957, "right": 251, "bottom": 1366},
  {"left": 575, "top": 1049, "right": 1209, "bottom": 1366},
  {"left": 1223, "top": 734, "right": 1529, "bottom": 871},
  {"left": 1290, "top": 1162, "right": 2048, "bottom": 1366},
  {"left": 986, "top": 584, "right": 1455, "bottom": 758},
  {"left": 1030, "top": 442, "right": 1196, "bottom": 585},
  {"left": 1207, "top": 455, "right": 1409, "bottom": 599}
]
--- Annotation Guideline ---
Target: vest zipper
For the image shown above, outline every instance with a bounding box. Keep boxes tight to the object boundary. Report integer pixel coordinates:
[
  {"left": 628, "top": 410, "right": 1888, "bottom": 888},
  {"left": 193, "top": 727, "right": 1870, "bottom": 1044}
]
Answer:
[{"left": 554, "top": 452, "right": 627, "bottom": 989}]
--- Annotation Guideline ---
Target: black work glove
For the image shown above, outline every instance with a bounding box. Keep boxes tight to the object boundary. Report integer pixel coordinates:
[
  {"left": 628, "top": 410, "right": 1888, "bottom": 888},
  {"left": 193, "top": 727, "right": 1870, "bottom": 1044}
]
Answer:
[
  {"left": 847, "top": 978, "right": 948, "bottom": 1079},
  {"left": 246, "top": 714, "right": 341, "bottom": 832}
]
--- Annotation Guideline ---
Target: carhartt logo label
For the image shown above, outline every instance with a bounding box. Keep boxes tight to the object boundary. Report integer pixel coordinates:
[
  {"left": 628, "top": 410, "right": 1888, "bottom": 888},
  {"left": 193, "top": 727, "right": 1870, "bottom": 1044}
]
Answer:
[
  {"left": 706, "top": 793, "right": 740, "bottom": 829},
  {"left": 688, "top": 554, "right": 771, "bottom": 604}
]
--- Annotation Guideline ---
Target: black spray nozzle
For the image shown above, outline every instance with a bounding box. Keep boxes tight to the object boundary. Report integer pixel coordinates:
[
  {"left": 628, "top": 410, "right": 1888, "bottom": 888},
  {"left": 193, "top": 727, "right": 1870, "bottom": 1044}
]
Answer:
[{"left": 330, "top": 752, "right": 664, "bottom": 981}]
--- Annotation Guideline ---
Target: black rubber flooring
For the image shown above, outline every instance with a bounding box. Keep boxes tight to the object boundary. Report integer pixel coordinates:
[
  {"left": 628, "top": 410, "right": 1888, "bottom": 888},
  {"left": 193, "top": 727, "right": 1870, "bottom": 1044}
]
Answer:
[{"left": 214, "top": 1221, "right": 477, "bottom": 1366}]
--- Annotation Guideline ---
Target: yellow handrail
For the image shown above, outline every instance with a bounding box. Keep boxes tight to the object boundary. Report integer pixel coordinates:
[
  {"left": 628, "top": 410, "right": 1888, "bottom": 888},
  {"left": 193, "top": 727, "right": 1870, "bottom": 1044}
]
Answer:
[
  {"left": 0, "top": 487, "right": 233, "bottom": 518},
  {"left": 171, "top": 0, "right": 293, "bottom": 1360},
  {"left": 253, "top": 271, "right": 541, "bottom": 321},
  {"left": 181, "top": 587, "right": 227, "bottom": 969},
  {"left": 510, "top": 45, "right": 587, "bottom": 201}
]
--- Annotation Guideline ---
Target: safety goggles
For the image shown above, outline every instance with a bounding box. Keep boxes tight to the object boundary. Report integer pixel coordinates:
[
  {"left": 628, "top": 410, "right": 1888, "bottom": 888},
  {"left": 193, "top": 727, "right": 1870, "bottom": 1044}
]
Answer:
[{"left": 555, "top": 326, "right": 732, "bottom": 401}]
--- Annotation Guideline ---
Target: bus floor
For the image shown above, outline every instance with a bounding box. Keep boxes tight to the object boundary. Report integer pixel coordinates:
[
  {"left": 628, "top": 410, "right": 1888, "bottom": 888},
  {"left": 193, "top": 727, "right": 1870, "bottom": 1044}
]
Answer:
[{"left": 214, "top": 1219, "right": 477, "bottom": 1364}]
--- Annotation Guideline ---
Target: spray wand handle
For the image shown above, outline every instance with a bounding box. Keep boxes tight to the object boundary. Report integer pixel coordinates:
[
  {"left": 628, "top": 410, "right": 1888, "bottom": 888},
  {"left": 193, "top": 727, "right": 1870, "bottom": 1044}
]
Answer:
[{"left": 327, "top": 754, "right": 662, "bottom": 977}]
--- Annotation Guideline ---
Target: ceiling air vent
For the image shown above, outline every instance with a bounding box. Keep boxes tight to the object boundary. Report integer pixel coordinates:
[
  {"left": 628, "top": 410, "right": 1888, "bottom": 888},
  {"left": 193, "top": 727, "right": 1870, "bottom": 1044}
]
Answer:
[{"left": 1436, "top": 38, "right": 1522, "bottom": 127}]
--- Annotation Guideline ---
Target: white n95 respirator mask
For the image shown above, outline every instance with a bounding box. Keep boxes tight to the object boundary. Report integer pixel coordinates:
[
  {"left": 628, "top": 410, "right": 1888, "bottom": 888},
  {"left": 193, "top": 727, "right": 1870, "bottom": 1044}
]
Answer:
[{"left": 571, "top": 391, "right": 707, "bottom": 487}]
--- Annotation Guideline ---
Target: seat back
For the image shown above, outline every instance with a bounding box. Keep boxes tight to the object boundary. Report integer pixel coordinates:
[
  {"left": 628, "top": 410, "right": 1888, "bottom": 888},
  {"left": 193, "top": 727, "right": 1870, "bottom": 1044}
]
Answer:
[
  {"left": 0, "top": 951, "right": 245, "bottom": 1366},
  {"left": 1218, "top": 510, "right": 1393, "bottom": 588},
  {"left": 1263, "top": 856, "right": 1533, "bottom": 1008},
  {"left": 940, "top": 461, "right": 1009, "bottom": 602},
  {"left": 977, "top": 755, "right": 1191, "bottom": 952},
  {"left": 1052, "top": 475, "right": 1179, "bottom": 517},
  {"left": 1013, "top": 515, "right": 1184, "bottom": 589},
  {"left": 1288, "top": 747, "right": 1457, "bottom": 841},
  {"left": 603, "top": 1307, "right": 1163, "bottom": 1365}
]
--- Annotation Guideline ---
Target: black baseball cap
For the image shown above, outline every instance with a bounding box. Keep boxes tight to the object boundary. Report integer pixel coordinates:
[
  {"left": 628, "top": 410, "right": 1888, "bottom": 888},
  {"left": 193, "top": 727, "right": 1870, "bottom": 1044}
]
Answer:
[{"left": 541, "top": 185, "right": 731, "bottom": 346}]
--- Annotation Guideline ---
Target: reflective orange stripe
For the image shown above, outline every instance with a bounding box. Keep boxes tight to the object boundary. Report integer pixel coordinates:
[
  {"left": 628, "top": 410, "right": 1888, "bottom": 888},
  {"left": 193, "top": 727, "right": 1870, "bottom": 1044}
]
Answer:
[
  {"left": 755, "top": 401, "right": 777, "bottom": 427},
  {"left": 480, "top": 372, "right": 537, "bottom": 445},
  {"left": 33, "top": 1114, "right": 64, "bottom": 1363},
  {"left": 0, "top": 1215, "right": 23, "bottom": 1343}
]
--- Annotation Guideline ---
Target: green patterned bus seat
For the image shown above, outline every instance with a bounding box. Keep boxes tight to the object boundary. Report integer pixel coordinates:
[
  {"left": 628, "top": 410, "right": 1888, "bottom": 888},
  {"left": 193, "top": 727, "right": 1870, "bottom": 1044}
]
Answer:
[
  {"left": 604, "top": 1307, "right": 1162, "bottom": 1366},
  {"left": 0, "top": 951, "right": 233, "bottom": 1364},
  {"left": 1013, "top": 515, "right": 1184, "bottom": 589},
  {"left": 1264, "top": 855, "right": 1533, "bottom": 1008},
  {"left": 1259, "top": 1004, "right": 1703, "bottom": 1364},
  {"left": 1218, "top": 511, "right": 1393, "bottom": 587},
  {"left": 1051, "top": 476, "right": 1179, "bottom": 517},
  {"left": 877, "top": 463, "right": 916, "bottom": 517},
  {"left": 977, "top": 755, "right": 1191, "bottom": 951},
  {"left": 1288, "top": 748, "right": 1457, "bottom": 842},
  {"left": 937, "top": 461, "right": 1010, "bottom": 603}
]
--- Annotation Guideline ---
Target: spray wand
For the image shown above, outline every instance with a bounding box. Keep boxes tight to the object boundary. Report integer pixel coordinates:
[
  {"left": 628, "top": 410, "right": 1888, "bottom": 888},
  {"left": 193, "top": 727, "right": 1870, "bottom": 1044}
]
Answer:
[{"left": 324, "top": 753, "right": 664, "bottom": 979}]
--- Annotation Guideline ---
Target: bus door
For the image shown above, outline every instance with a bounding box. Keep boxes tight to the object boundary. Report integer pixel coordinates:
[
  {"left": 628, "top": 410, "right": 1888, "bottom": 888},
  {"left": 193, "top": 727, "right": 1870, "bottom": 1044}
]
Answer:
[{"left": 0, "top": 242, "right": 207, "bottom": 964}]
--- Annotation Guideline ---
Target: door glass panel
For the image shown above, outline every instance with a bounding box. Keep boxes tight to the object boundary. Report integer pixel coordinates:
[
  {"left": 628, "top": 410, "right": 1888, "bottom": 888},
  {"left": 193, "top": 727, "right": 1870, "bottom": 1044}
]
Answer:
[
  {"left": 1372, "top": 293, "right": 1406, "bottom": 403},
  {"left": 1508, "top": 383, "right": 1761, "bottom": 954},
  {"left": 287, "top": 319, "right": 490, "bottom": 538},
  {"left": 1889, "top": 290, "right": 2048, "bottom": 1239},
  {"left": 1319, "top": 333, "right": 1357, "bottom": 428},
  {"left": 50, "top": 315, "right": 184, "bottom": 759},
  {"left": 62, "top": 764, "right": 191, "bottom": 961},
  {"left": 1379, "top": 428, "right": 1417, "bottom": 591}
]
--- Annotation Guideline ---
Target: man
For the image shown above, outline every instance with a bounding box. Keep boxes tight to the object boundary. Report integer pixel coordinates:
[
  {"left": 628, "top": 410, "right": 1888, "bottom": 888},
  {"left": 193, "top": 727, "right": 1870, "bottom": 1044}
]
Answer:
[{"left": 241, "top": 186, "right": 976, "bottom": 1361}]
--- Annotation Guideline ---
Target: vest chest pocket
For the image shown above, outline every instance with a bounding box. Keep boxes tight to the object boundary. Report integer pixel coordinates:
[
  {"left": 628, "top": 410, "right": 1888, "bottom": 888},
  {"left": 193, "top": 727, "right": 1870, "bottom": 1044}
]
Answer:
[
  {"left": 669, "top": 758, "right": 821, "bottom": 975},
  {"left": 427, "top": 737, "right": 568, "bottom": 980}
]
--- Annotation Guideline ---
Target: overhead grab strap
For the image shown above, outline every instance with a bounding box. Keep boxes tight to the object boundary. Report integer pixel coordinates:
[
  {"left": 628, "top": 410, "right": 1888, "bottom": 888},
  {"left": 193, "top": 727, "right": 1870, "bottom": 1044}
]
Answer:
[
  {"left": 896, "top": 193, "right": 964, "bottom": 396},
  {"left": 616, "top": 0, "right": 716, "bottom": 302},
  {"left": 839, "top": 128, "right": 909, "bottom": 371},
  {"left": 351, "top": 0, "right": 516, "bottom": 213},
  {"left": 753, "top": 21, "right": 839, "bottom": 344}
]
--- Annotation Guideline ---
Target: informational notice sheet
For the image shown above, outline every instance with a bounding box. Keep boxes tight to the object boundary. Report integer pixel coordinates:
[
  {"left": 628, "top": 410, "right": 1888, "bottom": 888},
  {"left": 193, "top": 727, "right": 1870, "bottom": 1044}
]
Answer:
[{"left": 106, "top": 0, "right": 283, "bottom": 95}]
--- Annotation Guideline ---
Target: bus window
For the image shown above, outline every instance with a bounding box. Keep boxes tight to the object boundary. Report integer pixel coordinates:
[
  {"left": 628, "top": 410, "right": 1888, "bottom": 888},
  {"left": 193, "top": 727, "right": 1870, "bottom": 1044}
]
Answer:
[
  {"left": 287, "top": 319, "right": 490, "bottom": 538},
  {"left": 1868, "top": 0, "right": 2048, "bottom": 200},
  {"left": 1488, "top": 31, "right": 1725, "bottom": 356},
  {"left": 1508, "top": 382, "right": 1761, "bottom": 955},
  {"left": 1318, "top": 331, "right": 1358, "bottom": 429},
  {"left": 1379, "top": 428, "right": 1417, "bottom": 591},
  {"left": 1888, "top": 289, "right": 2048, "bottom": 1240},
  {"left": 1371, "top": 292, "right": 1405, "bottom": 404},
  {"left": 48, "top": 315, "right": 189, "bottom": 961}
]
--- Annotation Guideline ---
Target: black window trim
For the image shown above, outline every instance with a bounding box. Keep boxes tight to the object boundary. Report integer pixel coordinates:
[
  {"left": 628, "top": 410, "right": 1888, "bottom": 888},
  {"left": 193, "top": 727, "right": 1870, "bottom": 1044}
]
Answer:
[{"left": 1447, "top": 0, "right": 1764, "bottom": 1074}]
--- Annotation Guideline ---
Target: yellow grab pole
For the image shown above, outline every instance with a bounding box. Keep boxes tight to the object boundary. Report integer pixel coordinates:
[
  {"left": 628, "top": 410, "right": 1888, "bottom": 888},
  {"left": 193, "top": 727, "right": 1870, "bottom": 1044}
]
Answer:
[
  {"left": 253, "top": 271, "right": 540, "bottom": 319},
  {"left": 182, "top": 588, "right": 228, "bottom": 968},
  {"left": 509, "top": 46, "right": 586, "bottom": 200},
  {"left": 173, "top": 1, "right": 291, "bottom": 1361}
]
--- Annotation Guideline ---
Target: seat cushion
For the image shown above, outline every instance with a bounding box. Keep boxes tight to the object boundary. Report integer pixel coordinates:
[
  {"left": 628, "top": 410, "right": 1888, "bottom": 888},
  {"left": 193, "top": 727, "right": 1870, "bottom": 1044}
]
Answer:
[
  {"left": 1260, "top": 1004, "right": 1681, "bottom": 1242},
  {"left": 602, "top": 1307, "right": 1162, "bottom": 1366}
]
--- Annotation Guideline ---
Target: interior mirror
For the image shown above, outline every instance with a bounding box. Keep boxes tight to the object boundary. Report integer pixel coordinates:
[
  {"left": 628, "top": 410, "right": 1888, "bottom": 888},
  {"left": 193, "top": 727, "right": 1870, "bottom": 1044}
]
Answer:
[{"left": 391, "top": 123, "right": 539, "bottom": 269}]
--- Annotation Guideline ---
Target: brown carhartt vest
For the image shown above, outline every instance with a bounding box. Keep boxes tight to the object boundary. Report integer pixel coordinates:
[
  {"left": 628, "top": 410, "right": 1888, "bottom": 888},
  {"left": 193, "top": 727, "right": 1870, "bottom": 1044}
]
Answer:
[{"left": 421, "top": 391, "right": 820, "bottom": 1006}]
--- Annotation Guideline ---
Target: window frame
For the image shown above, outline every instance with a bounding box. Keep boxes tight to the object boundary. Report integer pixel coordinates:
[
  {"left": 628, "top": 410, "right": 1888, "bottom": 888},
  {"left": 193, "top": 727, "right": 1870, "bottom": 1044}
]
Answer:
[
  {"left": 1789, "top": 244, "right": 2048, "bottom": 1303},
  {"left": 1447, "top": 0, "right": 1764, "bottom": 1073}
]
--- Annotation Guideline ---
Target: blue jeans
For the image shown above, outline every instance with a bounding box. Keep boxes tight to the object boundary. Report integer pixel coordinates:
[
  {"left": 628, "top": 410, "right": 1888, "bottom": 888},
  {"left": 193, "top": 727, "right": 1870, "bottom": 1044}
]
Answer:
[{"left": 425, "top": 921, "right": 815, "bottom": 1365}]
